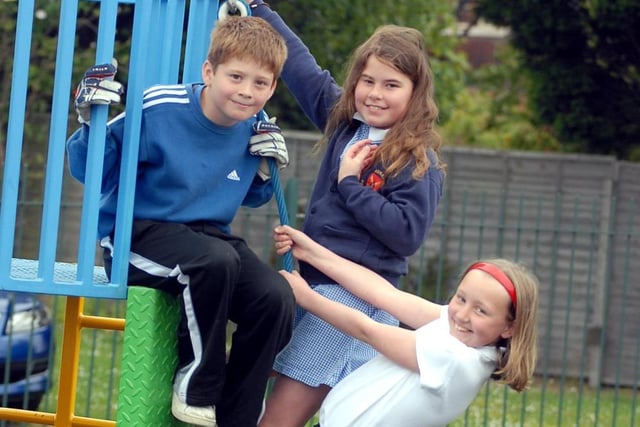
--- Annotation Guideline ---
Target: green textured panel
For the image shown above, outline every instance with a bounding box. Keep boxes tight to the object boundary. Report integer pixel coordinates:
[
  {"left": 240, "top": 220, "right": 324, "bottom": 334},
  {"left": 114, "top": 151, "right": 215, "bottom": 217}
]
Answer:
[{"left": 117, "top": 286, "right": 190, "bottom": 426}]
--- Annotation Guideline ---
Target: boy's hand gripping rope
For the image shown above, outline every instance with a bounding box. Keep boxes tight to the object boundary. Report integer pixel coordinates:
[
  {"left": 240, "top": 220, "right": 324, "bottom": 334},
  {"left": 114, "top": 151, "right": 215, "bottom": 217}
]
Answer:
[{"left": 249, "top": 118, "right": 289, "bottom": 180}]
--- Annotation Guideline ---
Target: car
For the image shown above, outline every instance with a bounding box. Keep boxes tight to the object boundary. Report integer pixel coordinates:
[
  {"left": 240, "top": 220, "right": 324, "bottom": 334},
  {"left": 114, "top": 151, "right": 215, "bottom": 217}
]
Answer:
[{"left": 0, "top": 291, "right": 53, "bottom": 411}]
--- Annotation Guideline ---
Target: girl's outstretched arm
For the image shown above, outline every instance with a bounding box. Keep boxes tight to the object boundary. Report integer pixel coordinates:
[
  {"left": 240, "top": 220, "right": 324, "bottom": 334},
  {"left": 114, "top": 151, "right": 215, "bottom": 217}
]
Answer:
[
  {"left": 274, "top": 225, "right": 441, "bottom": 329},
  {"left": 281, "top": 269, "right": 420, "bottom": 371}
]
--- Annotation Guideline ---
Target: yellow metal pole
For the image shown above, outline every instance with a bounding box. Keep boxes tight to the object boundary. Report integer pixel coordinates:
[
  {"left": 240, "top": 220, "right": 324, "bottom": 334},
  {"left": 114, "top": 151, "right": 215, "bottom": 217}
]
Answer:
[
  {"left": 0, "top": 407, "right": 54, "bottom": 425},
  {"left": 54, "top": 296, "right": 84, "bottom": 427},
  {"left": 0, "top": 296, "right": 124, "bottom": 426},
  {"left": 79, "top": 314, "right": 125, "bottom": 331},
  {"left": 71, "top": 415, "right": 116, "bottom": 427}
]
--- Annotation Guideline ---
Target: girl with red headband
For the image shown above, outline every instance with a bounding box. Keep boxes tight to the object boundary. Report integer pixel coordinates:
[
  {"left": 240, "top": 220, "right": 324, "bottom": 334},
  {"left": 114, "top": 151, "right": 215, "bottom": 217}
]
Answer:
[{"left": 272, "top": 225, "right": 539, "bottom": 427}]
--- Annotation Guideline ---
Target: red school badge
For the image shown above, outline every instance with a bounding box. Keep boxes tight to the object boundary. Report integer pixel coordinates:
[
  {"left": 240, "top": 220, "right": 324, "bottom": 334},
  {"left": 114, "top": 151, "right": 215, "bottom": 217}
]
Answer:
[{"left": 363, "top": 169, "right": 384, "bottom": 192}]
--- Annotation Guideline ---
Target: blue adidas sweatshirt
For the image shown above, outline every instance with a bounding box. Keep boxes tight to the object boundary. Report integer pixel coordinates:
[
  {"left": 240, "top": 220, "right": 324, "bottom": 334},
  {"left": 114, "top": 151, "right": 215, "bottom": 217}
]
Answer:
[{"left": 66, "top": 83, "right": 272, "bottom": 238}]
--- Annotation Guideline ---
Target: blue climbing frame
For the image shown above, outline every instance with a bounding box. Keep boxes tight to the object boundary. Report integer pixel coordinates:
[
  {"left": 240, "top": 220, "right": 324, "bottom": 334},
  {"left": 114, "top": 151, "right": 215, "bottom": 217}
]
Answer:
[
  {"left": 0, "top": 0, "right": 223, "bottom": 299},
  {"left": 1, "top": 1, "right": 296, "bottom": 425},
  {"left": 0, "top": 1, "right": 225, "bottom": 425}
]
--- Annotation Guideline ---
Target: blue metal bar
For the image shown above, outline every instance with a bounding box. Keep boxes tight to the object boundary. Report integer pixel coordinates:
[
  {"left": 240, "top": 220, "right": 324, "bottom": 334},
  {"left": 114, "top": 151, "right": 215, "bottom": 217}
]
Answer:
[
  {"left": 108, "top": 0, "right": 154, "bottom": 295},
  {"left": 158, "top": 0, "right": 187, "bottom": 84},
  {"left": 147, "top": 0, "right": 168, "bottom": 85},
  {"left": 38, "top": 0, "right": 80, "bottom": 284},
  {"left": 183, "top": 0, "right": 218, "bottom": 83},
  {"left": 0, "top": 0, "right": 35, "bottom": 288},
  {"left": 75, "top": 0, "right": 120, "bottom": 290}
]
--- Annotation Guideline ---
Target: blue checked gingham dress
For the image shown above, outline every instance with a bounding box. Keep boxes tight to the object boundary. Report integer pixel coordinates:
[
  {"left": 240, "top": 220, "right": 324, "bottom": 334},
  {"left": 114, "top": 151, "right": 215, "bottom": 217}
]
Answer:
[
  {"left": 274, "top": 118, "right": 395, "bottom": 387},
  {"left": 272, "top": 284, "right": 398, "bottom": 387}
]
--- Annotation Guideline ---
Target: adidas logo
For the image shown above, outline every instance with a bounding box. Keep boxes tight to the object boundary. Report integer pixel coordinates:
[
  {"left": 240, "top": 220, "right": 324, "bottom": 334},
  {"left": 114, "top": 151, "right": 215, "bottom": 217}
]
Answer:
[{"left": 227, "top": 170, "right": 240, "bottom": 181}]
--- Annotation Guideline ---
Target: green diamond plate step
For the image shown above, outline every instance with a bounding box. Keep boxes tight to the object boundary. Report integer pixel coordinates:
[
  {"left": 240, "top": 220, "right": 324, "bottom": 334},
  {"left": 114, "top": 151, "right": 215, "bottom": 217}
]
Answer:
[{"left": 117, "top": 286, "right": 190, "bottom": 426}]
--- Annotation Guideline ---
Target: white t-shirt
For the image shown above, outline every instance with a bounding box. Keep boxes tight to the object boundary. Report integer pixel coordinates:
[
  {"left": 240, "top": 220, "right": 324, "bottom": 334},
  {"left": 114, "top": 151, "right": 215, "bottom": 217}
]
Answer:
[{"left": 319, "top": 306, "right": 498, "bottom": 427}]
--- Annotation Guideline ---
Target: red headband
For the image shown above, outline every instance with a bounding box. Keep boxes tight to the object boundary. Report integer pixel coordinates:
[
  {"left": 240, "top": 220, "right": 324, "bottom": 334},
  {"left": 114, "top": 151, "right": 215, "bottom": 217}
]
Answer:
[{"left": 468, "top": 262, "right": 517, "bottom": 311}]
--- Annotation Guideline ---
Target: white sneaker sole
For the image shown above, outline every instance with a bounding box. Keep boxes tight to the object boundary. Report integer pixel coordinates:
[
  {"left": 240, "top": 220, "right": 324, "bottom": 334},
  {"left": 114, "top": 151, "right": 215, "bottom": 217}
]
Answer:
[{"left": 171, "top": 392, "right": 217, "bottom": 426}]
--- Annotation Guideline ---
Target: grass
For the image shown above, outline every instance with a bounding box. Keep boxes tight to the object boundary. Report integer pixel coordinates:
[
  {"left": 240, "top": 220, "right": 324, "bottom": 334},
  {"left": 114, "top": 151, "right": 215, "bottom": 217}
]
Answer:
[
  {"left": 450, "top": 377, "right": 640, "bottom": 427},
  {"left": 15, "top": 296, "right": 639, "bottom": 427}
]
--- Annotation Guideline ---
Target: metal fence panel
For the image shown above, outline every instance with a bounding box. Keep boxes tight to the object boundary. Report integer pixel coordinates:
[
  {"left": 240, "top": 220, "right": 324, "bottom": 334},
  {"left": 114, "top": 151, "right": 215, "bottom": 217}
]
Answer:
[{"left": 3, "top": 111, "right": 640, "bottom": 426}]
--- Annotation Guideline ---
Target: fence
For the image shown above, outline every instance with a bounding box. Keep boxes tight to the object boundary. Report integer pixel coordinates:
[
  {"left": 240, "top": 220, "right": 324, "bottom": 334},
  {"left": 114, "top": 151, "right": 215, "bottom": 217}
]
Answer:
[
  {"left": 3, "top": 132, "right": 640, "bottom": 426},
  {"left": 292, "top": 134, "right": 640, "bottom": 388}
]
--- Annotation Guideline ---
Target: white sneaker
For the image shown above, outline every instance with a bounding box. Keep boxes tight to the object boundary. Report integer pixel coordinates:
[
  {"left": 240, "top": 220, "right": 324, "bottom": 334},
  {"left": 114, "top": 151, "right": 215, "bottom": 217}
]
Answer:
[{"left": 171, "top": 391, "right": 217, "bottom": 426}]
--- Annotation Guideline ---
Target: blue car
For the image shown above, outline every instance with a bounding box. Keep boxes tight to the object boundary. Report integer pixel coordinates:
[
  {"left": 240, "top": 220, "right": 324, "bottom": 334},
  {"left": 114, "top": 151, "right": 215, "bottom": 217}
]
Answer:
[{"left": 0, "top": 291, "right": 53, "bottom": 411}]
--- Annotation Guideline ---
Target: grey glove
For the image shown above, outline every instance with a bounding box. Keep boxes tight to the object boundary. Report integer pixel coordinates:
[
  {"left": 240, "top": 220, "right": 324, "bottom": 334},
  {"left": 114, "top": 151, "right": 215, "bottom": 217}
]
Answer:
[
  {"left": 249, "top": 117, "right": 289, "bottom": 180},
  {"left": 74, "top": 59, "right": 124, "bottom": 124}
]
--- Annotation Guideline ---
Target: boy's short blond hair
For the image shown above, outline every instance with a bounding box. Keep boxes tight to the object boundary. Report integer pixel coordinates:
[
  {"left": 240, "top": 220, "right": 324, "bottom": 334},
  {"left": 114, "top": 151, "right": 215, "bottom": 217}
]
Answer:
[{"left": 207, "top": 16, "right": 287, "bottom": 79}]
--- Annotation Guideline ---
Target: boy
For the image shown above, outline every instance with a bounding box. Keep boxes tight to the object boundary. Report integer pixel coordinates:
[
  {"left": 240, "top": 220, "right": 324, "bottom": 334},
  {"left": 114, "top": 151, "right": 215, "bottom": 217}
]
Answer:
[{"left": 66, "top": 16, "right": 294, "bottom": 427}]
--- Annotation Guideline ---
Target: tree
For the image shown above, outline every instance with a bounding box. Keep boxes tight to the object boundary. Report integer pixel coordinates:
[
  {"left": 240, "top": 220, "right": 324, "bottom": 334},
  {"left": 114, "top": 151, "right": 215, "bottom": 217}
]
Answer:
[
  {"left": 441, "top": 44, "right": 560, "bottom": 152},
  {"left": 1, "top": 0, "right": 466, "bottom": 168},
  {"left": 267, "top": 0, "right": 468, "bottom": 130},
  {"left": 475, "top": 0, "right": 640, "bottom": 160}
]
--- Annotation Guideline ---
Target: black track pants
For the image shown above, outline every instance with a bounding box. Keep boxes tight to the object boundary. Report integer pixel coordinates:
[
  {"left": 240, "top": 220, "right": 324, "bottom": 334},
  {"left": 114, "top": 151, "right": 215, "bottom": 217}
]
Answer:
[{"left": 103, "top": 220, "right": 295, "bottom": 427}]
